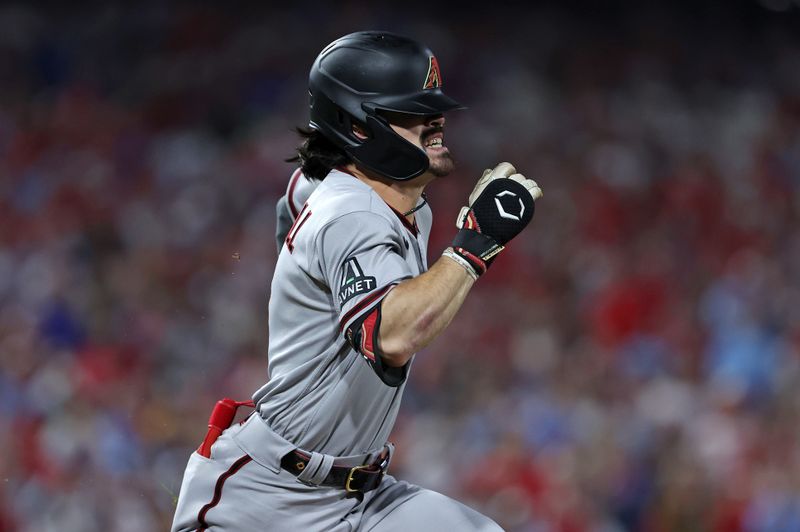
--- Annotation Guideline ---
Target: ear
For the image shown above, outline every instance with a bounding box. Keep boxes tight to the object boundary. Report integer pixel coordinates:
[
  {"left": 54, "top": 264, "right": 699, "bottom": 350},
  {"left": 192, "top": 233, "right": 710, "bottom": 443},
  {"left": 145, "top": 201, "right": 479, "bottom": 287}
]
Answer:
[{"left": 352, "top": 123, "right": 370, "bottom": 141}]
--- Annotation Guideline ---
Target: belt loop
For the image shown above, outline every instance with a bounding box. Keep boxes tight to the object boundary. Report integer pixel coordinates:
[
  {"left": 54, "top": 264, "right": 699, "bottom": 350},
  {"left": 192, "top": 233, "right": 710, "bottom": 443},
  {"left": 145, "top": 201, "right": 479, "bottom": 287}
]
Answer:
[
  {"left": 296, "top": 452, "right": 335, "bottom": 486},
  {"left": 369, "top": 442, "right": 394, "bottom": 467},
  {"left": 384, "top": 442, "right": 395, "bottom": 466}
]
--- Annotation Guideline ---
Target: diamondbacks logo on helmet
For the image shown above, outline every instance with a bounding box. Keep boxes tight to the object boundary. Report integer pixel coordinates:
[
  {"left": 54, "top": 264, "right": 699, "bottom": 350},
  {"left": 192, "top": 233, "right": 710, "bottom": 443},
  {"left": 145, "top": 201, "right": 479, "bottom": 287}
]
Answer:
[{"left": 423, "top": 56, "right": 442, "bottom": 89}]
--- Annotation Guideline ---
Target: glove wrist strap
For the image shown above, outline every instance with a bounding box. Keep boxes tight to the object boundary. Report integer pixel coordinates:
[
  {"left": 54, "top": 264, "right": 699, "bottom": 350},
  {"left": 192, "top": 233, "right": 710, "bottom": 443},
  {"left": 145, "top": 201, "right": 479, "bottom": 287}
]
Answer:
[{"left": 450, "top": 228, "right": 505, "bottom": 276}]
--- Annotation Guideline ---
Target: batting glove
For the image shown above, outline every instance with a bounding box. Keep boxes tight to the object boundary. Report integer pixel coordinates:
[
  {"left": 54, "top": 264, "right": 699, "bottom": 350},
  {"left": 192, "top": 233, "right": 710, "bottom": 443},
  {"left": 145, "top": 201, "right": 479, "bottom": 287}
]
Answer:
[{"left": 448, "top": 162, "right": 542, "bottom": 277}]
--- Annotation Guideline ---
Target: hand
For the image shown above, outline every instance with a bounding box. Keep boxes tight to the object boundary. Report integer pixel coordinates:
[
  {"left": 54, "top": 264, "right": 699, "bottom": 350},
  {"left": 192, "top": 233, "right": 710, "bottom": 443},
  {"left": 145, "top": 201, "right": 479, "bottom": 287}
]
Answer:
[{"left": 449, "top": 162, "right": 542, "bottom": 276}]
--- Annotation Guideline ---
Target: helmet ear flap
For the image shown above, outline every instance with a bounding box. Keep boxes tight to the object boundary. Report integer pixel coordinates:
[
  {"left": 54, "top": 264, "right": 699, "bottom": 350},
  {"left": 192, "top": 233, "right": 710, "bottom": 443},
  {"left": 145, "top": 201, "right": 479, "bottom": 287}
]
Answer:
[
  {"left": 345, "top": 114, "right": 429, "bottom": 181},
  {"left": 310, "top": 90, "right": 365, "bottom": 147}
]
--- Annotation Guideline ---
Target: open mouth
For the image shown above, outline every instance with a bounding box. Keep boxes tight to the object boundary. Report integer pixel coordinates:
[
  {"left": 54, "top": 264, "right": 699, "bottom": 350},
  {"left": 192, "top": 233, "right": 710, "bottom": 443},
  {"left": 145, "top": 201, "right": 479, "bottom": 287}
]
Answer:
[{"left": 423, "top": 132, "right": 444, "bottom": 149}]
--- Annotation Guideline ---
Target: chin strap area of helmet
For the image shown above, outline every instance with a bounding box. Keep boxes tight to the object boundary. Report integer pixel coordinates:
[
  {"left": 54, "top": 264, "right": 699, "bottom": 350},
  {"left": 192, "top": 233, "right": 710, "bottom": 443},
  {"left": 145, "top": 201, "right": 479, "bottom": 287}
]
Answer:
[{"left": 344, "top": 115, "right": 430, "bottom": 181}]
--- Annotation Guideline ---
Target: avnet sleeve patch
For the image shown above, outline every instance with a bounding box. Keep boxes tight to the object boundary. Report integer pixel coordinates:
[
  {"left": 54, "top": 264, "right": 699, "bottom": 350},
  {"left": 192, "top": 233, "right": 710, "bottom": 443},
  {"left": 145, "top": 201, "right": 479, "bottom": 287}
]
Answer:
[
  {"left": 318, "top": 210, "right": 412, "bottom": 322},
  {"left": 338, "top": 257, "right": 377, "bottom": 306}
]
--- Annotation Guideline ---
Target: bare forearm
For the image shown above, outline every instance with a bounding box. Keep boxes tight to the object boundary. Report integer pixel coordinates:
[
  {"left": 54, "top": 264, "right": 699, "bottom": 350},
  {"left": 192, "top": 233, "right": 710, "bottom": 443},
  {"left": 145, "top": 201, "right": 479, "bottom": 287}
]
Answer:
[
  {"left": 375, "top": 163, "right": 542, "bottom": 367},
  {"left": 378, "top": 255, "right": 474, "bottom": 365}
]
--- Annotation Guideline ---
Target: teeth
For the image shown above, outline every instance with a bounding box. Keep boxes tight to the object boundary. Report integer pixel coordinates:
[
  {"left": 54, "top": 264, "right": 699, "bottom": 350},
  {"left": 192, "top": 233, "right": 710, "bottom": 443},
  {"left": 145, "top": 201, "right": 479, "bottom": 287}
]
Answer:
[{"left": 426, "top": 138, "right": 443, "bottom": 147}]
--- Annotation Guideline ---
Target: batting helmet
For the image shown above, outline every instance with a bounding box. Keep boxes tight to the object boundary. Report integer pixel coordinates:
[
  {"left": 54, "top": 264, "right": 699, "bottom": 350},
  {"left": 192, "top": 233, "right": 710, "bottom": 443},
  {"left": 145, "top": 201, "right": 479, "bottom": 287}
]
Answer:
[{"left": 308, "top": 31, "right": 464, "bottom": 181}]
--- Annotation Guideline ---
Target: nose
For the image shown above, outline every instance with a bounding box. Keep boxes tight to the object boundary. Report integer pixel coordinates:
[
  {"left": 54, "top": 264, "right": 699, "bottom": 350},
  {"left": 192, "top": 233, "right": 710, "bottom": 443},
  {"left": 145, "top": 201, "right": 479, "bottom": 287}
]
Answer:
[{"left": 425, "top": 114, "right": 445, "bottom": 128}]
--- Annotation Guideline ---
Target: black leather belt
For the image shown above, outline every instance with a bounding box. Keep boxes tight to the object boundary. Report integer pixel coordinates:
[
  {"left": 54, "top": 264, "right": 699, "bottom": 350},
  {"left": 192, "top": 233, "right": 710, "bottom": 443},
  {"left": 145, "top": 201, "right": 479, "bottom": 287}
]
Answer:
[{"left": 280, "top": 449, "right": 388, "bottom": 494}]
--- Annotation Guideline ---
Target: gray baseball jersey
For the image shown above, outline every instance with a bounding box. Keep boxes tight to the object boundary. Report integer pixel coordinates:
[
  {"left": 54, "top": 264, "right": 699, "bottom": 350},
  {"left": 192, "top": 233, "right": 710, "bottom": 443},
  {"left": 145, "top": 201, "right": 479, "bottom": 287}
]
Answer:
[
  {"left": 171, "top": 168, "right": 502, "bottom": 531},
  {"left": 254, "top": 168, "right": 430, "bottom": 456},
  {"left": 275, "top": 168, "right": 320, "bottom": 250}
]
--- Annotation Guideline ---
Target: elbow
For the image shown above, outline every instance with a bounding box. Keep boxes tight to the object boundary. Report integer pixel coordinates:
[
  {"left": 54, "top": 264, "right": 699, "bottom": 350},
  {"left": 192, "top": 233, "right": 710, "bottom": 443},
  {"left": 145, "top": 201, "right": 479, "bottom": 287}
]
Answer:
[
  {"left": 378, "top": 336, "right": 415, "bottom": 367},
  {"left": 379, "top": 311, "right": 436, "bottom": 366}
]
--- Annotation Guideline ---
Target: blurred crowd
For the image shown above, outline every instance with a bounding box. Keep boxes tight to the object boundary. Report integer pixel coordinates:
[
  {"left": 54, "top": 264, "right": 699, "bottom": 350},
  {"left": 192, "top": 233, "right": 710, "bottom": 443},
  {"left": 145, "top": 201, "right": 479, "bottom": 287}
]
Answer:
[{"left": 1, "top": 2, "right": 799, "bottom": 531}]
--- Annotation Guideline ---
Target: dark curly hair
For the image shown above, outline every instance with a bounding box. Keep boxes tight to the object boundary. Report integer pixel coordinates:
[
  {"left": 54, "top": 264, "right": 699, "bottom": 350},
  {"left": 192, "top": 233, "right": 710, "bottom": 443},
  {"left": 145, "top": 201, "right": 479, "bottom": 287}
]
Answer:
[{"left": 286, "top": 127, "right": 352, "bottom": 180}]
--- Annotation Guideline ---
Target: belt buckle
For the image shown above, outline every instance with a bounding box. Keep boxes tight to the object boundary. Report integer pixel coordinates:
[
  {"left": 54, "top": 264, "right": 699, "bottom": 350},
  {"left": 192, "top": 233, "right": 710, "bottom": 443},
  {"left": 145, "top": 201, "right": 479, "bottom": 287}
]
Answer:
[
  {"left": 345, "top": 465, "right": 371, "bottom": 494},
  {"left": 345, "top": 452, "right": 390, "bottom": 494}
]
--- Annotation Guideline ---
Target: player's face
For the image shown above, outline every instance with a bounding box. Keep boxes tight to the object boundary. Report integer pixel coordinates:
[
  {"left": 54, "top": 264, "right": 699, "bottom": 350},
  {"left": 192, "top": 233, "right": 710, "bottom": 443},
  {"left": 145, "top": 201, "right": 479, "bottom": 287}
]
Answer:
[{"left": 380, "top": 111, "right": 455, "bottom": 178}]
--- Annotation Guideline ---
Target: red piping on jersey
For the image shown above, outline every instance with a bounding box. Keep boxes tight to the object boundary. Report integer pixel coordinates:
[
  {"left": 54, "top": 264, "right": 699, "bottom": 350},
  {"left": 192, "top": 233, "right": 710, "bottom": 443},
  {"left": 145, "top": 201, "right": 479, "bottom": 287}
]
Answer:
[
  {"left": 335, "top": 166, "right": 420, "bottom": 237},
  {"left": 197, "top": 454, "right": 253, "bottom": 531},
  {"left": 286, "top": 206, "right": 312, "bottom": 253},
  {"left": 287, "top": 168, "right": 303, "bottom": 219},
  {"left": 339, "top": 284, "right": 395, "bottom": 332}
]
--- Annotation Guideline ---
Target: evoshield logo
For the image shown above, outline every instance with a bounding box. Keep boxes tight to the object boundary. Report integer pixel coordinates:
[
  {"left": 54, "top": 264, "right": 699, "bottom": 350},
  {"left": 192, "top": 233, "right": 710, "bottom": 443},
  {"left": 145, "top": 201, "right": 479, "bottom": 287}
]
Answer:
[
  {"left": 494, "top": 190, "right": 525, "bottom": 220},
  {"left": 338, "top": 257, "right": 377, "bottom": 306}
]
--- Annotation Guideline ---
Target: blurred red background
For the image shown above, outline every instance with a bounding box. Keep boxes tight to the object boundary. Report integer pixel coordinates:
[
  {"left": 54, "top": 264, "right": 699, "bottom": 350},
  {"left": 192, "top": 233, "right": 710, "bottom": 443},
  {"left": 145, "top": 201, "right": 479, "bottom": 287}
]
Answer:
[{"left": 1, "top": 1, "right": 799, "bottom": 530}]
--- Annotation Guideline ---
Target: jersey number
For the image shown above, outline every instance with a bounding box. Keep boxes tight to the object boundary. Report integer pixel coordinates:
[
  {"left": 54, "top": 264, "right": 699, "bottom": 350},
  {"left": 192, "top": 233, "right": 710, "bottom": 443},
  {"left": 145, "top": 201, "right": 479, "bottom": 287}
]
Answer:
[{"left": 285, "top": 204, "right": 312, "bottom": 253}]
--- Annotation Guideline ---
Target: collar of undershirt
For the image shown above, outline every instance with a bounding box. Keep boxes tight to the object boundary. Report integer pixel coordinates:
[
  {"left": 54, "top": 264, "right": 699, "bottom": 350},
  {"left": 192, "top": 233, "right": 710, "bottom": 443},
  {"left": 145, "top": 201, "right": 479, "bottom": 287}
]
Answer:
[
  {"left": 335, "top": 167, "right": 420, "bottom": 237},
  {"left": 387, "top": 204, "right": 419, "bottom": 237}
]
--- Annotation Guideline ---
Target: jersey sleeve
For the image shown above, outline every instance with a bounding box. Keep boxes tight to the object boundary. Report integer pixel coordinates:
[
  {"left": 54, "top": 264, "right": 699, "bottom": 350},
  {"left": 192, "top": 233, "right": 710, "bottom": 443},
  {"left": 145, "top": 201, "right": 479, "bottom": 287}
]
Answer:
[
  {"left": 276, "top": 169, "right": 321, "bottom": 252},
  {"left": 275, "top": 195, "right": 294, "bottom": 252},
  {"left": 317, "top": 211, "right": 413, "bottom": 386}
]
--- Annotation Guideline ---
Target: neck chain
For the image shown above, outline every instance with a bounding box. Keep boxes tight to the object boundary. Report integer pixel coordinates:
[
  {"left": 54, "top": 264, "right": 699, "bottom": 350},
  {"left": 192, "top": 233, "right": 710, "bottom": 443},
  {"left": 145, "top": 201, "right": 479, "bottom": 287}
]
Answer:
[{"left": 402, "top": 193, "right": 428, "bottom": 217}]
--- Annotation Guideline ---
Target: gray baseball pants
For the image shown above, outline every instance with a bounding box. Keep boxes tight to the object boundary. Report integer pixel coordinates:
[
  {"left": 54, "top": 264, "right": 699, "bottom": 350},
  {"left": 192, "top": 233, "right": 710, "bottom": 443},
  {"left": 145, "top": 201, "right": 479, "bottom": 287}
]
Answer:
[{"left": 171, "top": 414, "right": 503, "bottom": 531}]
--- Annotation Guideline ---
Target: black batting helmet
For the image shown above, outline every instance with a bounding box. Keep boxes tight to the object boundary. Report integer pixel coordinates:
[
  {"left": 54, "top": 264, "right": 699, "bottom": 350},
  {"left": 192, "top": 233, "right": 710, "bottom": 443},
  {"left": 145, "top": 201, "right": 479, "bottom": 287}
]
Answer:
[{"left": 308, "top": 31, "right": 464, "bottom": 181}]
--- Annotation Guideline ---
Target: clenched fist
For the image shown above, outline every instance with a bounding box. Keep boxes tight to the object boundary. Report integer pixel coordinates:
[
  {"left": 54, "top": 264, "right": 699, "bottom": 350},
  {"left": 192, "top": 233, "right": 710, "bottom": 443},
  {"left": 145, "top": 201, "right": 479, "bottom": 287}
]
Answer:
[{"left": 448, "top": 162, "right": 542, "bottom": 277}]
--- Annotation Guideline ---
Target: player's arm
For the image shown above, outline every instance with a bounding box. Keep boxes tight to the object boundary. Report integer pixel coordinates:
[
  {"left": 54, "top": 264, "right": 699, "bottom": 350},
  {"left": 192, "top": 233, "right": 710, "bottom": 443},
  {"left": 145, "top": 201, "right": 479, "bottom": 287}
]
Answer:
[
  {"left": 378, "top": 255, "right": 475, "bottom": 365},
  {"left": 378, "top": 162, "right": 543, "bottom": 367}
]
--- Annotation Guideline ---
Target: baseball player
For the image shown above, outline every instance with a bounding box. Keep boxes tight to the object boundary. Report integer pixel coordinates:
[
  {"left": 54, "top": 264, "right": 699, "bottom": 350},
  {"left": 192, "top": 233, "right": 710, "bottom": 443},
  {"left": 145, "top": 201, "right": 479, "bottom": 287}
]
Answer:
[{"left": 172, "top": 31, "right": 542, "bottom": 531}]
